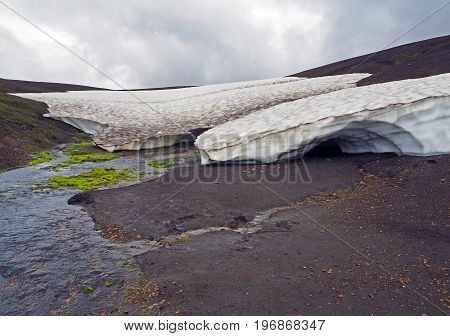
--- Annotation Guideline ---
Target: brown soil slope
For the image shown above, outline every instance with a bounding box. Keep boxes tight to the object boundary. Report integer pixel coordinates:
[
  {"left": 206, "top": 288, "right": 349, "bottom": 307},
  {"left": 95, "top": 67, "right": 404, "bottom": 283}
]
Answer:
[{"left": 291, "top": 35, "right": 450, "bottom": 86}]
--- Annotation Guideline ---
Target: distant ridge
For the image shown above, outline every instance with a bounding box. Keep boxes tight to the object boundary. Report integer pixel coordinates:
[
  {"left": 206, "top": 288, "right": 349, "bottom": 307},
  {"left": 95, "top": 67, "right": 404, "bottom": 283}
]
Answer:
[
  {"left": 119, "top": 86, "right": 197, "bottom": 91},
  {"left": 290, "top": 35, "right": 450, "bottom": 86},
  {"left": 0, "top": 78, "right": 198, "bottom": 93},
  {"left": 0, "top": 78, "right": 106, "bottom": 93}
]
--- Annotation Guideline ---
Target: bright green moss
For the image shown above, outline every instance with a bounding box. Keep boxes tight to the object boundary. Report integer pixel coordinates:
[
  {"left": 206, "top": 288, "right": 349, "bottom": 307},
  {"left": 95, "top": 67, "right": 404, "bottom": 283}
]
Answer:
[
  {"left": 28, "top": 151, "right": 53, "bottom": 166},
  {"left": 83, "top": 287, "right": 94, "bottom": 294},
  {"left": 63, "top": 141, "right": 99, "bottom": 156},
  {"left": 45, "top": 142, "right": 118, "bottom": 170},
  {"left": 63, "top": 153, "right": 118, "bottom": 165},
  {"left": 41, "top": 167, "right": 136, "bottom": 191},
  {"left": 147, "top": 157, "right": 178, "bottom": 169},
  {"left": 104, "top": 280, "right": 115, "bottom": 287}
]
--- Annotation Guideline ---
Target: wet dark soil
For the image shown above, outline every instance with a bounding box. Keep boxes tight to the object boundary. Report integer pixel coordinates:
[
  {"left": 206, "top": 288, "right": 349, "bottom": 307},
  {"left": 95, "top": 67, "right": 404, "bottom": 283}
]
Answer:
[
  {"left": 71, "top": 154, "right": 372, "bottom": 241},
  {"left": 74, "top": 154, "right": 449, "bottom": 315}
]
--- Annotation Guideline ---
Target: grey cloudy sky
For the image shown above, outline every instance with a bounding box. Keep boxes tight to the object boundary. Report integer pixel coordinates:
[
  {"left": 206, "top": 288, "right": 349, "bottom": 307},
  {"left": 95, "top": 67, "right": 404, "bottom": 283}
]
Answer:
[{"left": 0, "top": 0, "right": 449, "bottom": 89}]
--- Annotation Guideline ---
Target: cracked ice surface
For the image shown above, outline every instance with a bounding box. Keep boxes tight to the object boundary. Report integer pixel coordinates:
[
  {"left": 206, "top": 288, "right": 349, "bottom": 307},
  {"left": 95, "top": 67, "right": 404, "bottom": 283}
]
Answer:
[
  {"left": 196, "top": 74, "right": 450, "bottom": 163},
  {"left": 15, "top": 74, "right": 370, "bottom": 151}
]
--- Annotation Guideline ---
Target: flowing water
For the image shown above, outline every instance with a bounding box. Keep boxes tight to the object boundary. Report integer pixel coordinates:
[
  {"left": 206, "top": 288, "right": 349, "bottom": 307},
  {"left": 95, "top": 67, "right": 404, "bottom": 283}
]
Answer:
[{"left": 0, "top": 147, "right": 186, "bottom": 315}]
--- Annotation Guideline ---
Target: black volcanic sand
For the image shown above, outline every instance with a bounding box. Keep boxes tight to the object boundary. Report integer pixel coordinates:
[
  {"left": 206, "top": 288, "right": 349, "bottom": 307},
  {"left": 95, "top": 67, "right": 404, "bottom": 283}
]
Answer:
[
  {"left": 72, "top": 154, "right": 449, "bottom": 315},
  {"left": 71, "top": 155, "right": 369, "bottom": 240},
  {"left": 291, "top": 35, "right": 450, "bottom": 86}
]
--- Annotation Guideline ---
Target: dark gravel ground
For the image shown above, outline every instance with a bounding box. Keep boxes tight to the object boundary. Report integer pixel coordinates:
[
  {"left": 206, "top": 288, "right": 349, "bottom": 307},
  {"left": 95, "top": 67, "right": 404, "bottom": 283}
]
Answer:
[
  {"left": 72, "top": 154, "right": 370, "bottom": 240},
  {"left": 73, "top": 154, "right": 449, "bottom": 315}
]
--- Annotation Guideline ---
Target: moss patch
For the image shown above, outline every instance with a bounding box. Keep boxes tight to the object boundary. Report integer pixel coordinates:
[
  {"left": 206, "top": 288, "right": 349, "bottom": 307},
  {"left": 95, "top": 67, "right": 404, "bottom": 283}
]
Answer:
[
  {"left": 63, "top": 141, "right": 100, "bottom": 156},
  {"left": 35, "top": 167, "right": 136, "bottom": 191},
  {"left": 83, "top": 287, "right": 94, "bottom": 294},
  {"left": 104, "top": 280, "right": 115, "bottom": 287},
  {"left": 63, "top": 153, "right": 118, "bottom": 165},
  {"left": 47, "top": 142, "right": 118, "bottom": 170},
  {"left": 28, "top": 151, "right": 53, "bottom": 166},
  {"left": 147, "top": 157, "right": 178, "bottom": 169}
]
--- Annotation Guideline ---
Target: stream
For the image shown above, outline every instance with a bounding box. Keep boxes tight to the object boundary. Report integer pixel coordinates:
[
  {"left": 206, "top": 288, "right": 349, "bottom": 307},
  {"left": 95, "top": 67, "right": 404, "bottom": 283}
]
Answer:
[{"left": 0, "top": 146, "right": 187, "bottom": 315}]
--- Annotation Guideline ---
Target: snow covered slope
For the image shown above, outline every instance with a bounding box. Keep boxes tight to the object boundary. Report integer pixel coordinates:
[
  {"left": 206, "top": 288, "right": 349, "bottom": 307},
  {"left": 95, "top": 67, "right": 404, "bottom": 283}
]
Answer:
[
  {"left": 15, "top": 74, "right": 370, "bottom": 151},
  {"left": 196, "top": 74, "right": 450, "bottom": 163}
]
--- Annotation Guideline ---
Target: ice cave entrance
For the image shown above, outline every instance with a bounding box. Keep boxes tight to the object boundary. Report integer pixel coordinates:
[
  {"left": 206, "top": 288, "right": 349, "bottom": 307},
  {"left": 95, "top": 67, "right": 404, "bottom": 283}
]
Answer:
[
  {"left": 305, "top": 140, "right": 344, "bottom": 157},
  {"left": 303, "top": 121, "right": 424, "bottom": 158}
]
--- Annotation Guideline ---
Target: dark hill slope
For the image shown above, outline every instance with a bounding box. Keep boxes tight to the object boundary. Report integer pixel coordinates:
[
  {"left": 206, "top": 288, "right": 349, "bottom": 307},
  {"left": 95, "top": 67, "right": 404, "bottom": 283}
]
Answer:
[
  {"left": 0, "top": 78, "right": 104, "bottom": 93},
  {"left": 0, "top": 78, "right": 193, "bottom": 93},
  {"left": 291, "top": 35, "right": 450, "bottom": 86},
  {"left": 0, "top": 93, "right": 87, "bottom": 170},
  {"left": 0, "top": 79, "right": 104, "bottom": 169}
]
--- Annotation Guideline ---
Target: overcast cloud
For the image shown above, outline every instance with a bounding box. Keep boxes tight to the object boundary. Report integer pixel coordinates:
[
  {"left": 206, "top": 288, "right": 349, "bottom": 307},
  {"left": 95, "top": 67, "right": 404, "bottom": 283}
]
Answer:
[{"left": 0, "top": 0, "right": 449, "bottom": 89}]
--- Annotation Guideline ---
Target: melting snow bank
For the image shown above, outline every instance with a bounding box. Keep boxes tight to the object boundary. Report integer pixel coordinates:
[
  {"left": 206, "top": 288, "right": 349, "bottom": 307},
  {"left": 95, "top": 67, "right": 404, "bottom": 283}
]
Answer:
[
  {"left": 196, "top": 74, "right": 450, "bottom": 163},
  {"left": 14, "top": 74, "right": 370, "bottom": 152}
]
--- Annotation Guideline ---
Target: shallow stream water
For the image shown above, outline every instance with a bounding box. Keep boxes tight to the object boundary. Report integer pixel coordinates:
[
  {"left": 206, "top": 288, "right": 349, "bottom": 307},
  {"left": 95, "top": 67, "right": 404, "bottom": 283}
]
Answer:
[{"left": 0, "top": 147, "right": 186, "bottom": 315}]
